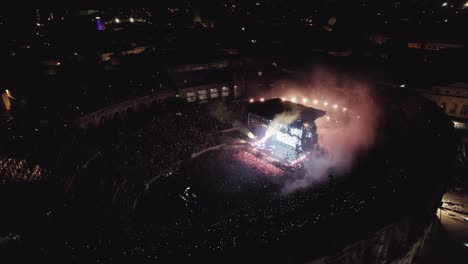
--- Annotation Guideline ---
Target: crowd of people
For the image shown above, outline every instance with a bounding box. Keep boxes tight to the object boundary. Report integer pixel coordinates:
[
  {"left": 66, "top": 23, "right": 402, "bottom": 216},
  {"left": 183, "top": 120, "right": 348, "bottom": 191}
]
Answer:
[
  {"left": 0, "top": 158, "right": 47, "bottom": 184},
  {"left": 69, "top": 102, "right": 239, "bottom": 209},
  {"left": 232, "top": 150, "right": 285, "bottom": 177},
  {"left": 110, "top": 105, "right": 233, "bottom": 181}
]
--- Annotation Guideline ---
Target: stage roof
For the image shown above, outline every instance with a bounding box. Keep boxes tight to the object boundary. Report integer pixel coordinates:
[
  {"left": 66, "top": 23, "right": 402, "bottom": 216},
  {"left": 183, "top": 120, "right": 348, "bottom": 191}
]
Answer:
[{"left": 247, "top": 98, "right": 326, "bottom": 122}]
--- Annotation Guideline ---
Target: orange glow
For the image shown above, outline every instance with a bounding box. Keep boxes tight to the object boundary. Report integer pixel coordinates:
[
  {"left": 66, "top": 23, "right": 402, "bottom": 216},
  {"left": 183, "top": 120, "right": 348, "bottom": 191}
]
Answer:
[{"left": 2, "top": 93, "right": 11, "bottom": 111}]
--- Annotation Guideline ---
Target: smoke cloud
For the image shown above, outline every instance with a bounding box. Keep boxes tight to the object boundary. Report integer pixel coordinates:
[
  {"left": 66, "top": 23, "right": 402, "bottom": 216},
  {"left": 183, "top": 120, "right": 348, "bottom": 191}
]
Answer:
[
  {"left": 252, "top": 69, "right": 381, "bottom": 193},
  {"left": 262, "top": 111, "right": 300, "bottom": 143}
]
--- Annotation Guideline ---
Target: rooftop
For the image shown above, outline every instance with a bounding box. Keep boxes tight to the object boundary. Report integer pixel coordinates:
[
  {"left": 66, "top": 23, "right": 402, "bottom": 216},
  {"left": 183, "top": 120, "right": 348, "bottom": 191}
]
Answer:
[{"left": 247, "top": 98, "right": 326, "bottom": 122}]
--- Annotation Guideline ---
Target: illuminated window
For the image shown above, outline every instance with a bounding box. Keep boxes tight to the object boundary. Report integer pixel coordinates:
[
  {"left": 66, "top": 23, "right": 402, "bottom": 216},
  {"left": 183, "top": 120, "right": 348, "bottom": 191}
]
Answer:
[
  {"left": 198, "top": 90, "right": 207, "bottom": 100},
  {"left": 221, "top": 86, "right": 229, "bottom": 97},
  {"left": 186, "top": 92, "right": 196, "bottom": 102},
  {"left": 210, "top": 88, "right": 219, "bottom": 98}
]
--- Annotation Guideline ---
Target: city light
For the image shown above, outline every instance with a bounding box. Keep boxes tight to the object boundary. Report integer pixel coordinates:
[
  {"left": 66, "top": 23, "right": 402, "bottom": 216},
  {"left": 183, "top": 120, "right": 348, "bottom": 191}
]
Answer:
[
  {"left": 115, "top": 18, "right": 120, "bottom": 23},
  {"left": 5, "top": 89, "right": 13, "bottom": 98},
  {"left": 442, "top": 2, "right": 448, "bottom": 7},
  {"left": 260, "top": 98, "right": 265, "bottom": 102},
  {"left": 465, "top": 2, "right": 468, "bottom": 8},
  {"left": 249, "top": 98, "right": 254, "bottom": 103},
  {"left": 130, "top": 18, "right": 135, "bottom": 23},
  {"left": 281, "top": 97, "right": 286, "bottom": 102}
]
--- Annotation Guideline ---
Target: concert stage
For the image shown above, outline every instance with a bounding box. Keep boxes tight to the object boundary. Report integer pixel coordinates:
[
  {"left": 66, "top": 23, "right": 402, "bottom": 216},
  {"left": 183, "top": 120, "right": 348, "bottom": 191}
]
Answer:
[{"left": 246, "top": 98, "right": 326, "bottom": 167}]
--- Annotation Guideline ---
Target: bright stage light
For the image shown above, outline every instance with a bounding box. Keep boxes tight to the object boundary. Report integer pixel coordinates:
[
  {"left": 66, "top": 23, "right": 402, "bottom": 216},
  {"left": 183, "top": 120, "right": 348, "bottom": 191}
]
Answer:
[
  {"left": 302, "top": 98, "right": 308, "bottom": 103},
  {"left": 249, "top": 98, "right": 254, "bottom": 103},
  {"left": 333, "top": 104, "right": 338, "bottom": 109},
  {"left": 326, "top": 116, "right": 330, "bottom": 121},
  {"left": 281, "top": 97, "right": 286, "bottom": 102},
  {"left": 260, "top": 98, "right": 265, "bottom": 102},
  {"left": 323, "top": 102, "right": 328, "bottom": 106},
  {"left": 291, "top": 97, "right": 297, "bottom": 103},
  {"left": 342, "top": 107, "right": 347, "bottom": 112},
  {"left": 313, "top": 99, "right": 318, "bottom": 104}
]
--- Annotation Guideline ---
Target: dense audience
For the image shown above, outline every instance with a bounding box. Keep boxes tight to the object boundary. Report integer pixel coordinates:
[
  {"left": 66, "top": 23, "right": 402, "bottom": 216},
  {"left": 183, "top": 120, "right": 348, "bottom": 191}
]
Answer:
[
  {"left": 110, "top": 106, "right": 233, "bottom": 181},
  {"left": 233, "top": 151, "right": 285, "bottom": 176},
  {"left": 0, "top": 158, "right": 47, "bottom": 184}
]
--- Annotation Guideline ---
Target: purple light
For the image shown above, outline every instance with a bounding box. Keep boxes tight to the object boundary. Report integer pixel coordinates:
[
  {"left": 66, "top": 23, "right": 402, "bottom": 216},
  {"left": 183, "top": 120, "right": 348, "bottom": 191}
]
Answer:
[{"left": 96, "top": 17, "right": 103, "bottom": 31}]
